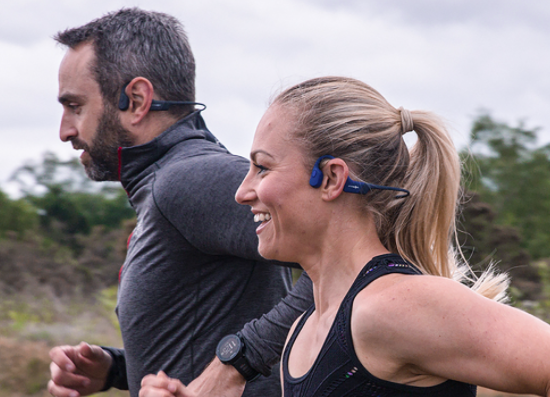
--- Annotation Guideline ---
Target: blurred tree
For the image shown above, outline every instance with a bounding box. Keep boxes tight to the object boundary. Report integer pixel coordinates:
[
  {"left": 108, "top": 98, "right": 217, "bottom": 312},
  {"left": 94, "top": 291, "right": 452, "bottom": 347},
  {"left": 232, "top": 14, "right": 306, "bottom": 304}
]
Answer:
[
  {"left": 462, "top": 112, "right": 550, "bottom": 259},
  {"left": 0, "top": 188, "right": 38, "bottom": 239},
  {"left": 0, "top": 152, "right": 136, "bottom": 296},
  {"left": 10, "top": 152, "right": 135, "bottom": 251},
  {"left": 11, "top": 152, "right": 96, "bottom": 196},
  {"left": 459, "top": 192, "right": 537, "bottom": 301}
]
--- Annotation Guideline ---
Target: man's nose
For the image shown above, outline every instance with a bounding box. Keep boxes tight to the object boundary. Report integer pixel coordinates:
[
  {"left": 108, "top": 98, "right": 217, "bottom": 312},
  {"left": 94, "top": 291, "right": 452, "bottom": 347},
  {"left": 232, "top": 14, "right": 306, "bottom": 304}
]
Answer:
[{"left": 59, "top": 113, "right": 77, "bottom": 142}]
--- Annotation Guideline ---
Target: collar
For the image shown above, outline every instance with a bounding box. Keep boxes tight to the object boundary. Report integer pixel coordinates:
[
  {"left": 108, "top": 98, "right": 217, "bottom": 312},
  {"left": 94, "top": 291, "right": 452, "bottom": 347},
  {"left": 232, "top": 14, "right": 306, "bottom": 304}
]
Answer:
[{"left": 118, "top": 111, "right": 219, "bottom": 191}]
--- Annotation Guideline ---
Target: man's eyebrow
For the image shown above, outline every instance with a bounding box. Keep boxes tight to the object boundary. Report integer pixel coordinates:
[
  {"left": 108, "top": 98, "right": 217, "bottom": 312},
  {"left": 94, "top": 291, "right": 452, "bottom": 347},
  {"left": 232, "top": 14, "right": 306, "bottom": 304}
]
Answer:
[
  {"left": 250, "top": 150, "right": 274, "bottom": 162},
  {"left": 58, "top": 93, "right": 85, "bottom": 105}
]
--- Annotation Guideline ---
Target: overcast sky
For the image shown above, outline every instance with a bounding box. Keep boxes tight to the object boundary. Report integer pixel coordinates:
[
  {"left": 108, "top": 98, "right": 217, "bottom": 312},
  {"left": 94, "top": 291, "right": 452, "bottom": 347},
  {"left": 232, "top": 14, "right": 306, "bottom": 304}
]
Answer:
[{"left": 1, "top": 0, "right": 549, "bottom": 195}]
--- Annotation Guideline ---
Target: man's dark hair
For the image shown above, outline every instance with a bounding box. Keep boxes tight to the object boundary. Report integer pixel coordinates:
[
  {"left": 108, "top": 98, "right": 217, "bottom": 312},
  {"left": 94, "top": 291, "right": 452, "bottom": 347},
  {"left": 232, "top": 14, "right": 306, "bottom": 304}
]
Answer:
[{"left": 55, "top": 8, "right": 196, "bottom": 118}]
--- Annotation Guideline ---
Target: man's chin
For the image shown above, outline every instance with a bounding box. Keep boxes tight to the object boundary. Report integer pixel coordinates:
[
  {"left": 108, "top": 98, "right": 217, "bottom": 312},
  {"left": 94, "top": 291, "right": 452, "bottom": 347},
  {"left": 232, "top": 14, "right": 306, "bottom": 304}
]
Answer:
[{"left": 84, "top": 164, "right": 119, "bottom": 182}]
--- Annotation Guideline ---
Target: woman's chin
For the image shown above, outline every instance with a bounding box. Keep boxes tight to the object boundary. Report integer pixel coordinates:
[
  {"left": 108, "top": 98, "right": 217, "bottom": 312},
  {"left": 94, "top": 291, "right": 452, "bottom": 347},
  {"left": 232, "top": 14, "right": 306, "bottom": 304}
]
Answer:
[
  {"left": 259, "top": 245, "right": 298, "bottom": 264},
  {"left": 258, "top": 248, "right": 276, "bottom": 261},
  {"left": 258, "top": 245, "right": 282, "bottom": 261}
]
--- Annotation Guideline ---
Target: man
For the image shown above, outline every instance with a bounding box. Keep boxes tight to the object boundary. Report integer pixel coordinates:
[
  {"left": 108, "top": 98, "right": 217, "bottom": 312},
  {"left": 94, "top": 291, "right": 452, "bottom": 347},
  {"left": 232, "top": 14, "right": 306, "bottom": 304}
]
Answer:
[{"left": 47, "top": 8, "right": 313, "bottom": 397}]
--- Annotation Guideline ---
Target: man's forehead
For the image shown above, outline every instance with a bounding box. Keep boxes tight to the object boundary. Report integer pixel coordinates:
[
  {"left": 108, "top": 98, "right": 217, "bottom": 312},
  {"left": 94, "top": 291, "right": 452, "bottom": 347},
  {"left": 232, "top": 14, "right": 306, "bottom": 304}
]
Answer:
[
  {"left": 59, "top": 42, "right": 95, "bottom": 76},
  {"left": 58, "top": 42, "right": 100, "bottom": 95}
]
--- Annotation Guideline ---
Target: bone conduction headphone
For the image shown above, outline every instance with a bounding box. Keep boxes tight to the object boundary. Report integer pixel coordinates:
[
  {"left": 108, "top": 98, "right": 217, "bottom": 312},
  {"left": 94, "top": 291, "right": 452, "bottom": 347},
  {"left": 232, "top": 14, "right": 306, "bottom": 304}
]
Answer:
[
  {"left": 309, "top": 155, "right": 410, "bottom": 199},
  {"left": 118, "top": 83, "right": 206, "bottom": 112}
]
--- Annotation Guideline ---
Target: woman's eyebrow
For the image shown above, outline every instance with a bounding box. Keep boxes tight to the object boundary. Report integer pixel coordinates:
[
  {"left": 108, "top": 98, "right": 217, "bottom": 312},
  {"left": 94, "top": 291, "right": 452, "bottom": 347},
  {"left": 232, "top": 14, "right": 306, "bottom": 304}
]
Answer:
[{"left": 250, "top": 150, "right": 275, "bottom": 162}]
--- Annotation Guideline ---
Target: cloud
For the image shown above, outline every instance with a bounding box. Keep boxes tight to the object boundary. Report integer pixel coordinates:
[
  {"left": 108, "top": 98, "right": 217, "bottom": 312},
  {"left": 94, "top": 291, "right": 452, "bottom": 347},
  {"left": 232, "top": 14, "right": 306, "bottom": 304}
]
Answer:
[{"left": 0, "top": 0, "right": 549, "bottom": 192}]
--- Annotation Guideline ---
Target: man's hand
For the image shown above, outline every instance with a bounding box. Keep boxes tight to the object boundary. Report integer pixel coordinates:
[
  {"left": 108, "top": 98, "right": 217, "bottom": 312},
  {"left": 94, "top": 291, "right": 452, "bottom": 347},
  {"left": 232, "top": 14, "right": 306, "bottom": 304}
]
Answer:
[
  {"left": 48, "top": 341, "right": 113, "bottom": 397},
  {"left": 140, "top": 371, "right": 183, "bottom": 397},
  {"left": 139, "top": 358, "right": 246, "bottom": 397},
  {"left": 185, "top": 358, "right": 246, "bottom": 397}
]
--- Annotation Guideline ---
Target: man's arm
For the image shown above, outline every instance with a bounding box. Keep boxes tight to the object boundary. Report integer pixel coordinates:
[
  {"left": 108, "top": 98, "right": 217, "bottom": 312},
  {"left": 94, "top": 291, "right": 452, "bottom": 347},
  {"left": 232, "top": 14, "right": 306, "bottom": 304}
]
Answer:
[
  {"left": 48, "top": 342, "right": 119, "bottom": 397},
  {"left": 146, "top": 153, "right": 314, "bottom": 396},
  {"left": 140, "top": 273, "right": 313, "bottom": 397},
  {"left": 239, "top": 271, "right": 313, "bottom": 375},
  {"left": 100, "top": 347, "right": 129, "bottom": 390},
  {"left": 157, "top": 154, "right": 300, "bottom": 264},
  {"left": 165, "top": 154, "right": 314, "bottom": 373},
  {"left": 170, "top": 272, "right": 313, "bottom": 397}
]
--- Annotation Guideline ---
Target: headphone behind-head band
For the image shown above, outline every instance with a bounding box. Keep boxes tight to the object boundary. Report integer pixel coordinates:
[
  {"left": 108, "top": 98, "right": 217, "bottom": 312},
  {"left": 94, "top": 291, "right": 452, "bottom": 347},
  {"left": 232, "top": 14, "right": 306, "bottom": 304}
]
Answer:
[
  {"left": 310, "top": 155, "right": 410, "bottom": 199},
  {"left": 118, "top": 83, "right": 206, "bottom": 112}
]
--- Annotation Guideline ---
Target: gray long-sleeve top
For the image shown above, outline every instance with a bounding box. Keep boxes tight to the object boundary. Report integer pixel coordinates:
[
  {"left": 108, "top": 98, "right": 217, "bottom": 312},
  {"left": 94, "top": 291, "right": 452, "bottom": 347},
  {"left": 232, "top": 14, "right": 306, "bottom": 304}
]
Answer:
[{"left": 101, "top": 112, "right": 313, "bottom": 397}]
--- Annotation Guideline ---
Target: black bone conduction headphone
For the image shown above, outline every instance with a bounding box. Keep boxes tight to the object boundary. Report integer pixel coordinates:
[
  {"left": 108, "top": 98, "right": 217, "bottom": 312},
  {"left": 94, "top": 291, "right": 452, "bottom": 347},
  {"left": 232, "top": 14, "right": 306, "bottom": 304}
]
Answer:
[{"left": 118, "top": 82, "right": 206, "bottom": 112}]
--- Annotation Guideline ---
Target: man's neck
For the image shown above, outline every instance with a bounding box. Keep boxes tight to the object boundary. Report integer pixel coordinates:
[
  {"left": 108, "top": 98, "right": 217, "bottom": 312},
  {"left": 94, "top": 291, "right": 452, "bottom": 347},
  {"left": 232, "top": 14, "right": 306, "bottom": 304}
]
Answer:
[{"left": 129, "top": 113, "right": 181, "bottom": 146}]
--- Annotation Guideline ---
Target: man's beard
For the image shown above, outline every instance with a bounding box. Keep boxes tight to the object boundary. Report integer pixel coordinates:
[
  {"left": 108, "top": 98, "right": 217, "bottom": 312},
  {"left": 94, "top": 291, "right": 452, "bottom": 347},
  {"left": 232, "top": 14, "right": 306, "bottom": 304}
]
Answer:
[{"left": 73, "top": 106, "right": 135, "bottom": 182}]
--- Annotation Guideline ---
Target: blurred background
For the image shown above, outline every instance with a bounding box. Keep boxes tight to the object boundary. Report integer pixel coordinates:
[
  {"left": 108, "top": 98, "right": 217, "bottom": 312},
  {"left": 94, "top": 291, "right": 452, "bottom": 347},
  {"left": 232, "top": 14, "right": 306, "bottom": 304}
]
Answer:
[{"left": 0, "top": 0, "right": 549, "bottom": 396}]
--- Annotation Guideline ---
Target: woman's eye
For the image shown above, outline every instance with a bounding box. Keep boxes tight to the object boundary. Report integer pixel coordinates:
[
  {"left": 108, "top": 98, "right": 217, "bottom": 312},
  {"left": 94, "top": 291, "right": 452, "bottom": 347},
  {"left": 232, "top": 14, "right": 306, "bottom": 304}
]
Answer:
[{"left": 253, "top": 163, "right": 268, "bottom": 174}]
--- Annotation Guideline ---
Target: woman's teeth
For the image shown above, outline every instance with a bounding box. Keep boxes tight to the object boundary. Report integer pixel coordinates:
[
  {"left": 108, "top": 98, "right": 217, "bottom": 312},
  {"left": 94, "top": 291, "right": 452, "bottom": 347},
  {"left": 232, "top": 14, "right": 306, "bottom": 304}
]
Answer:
[{"left": 254, "top": 213, "right": 272, "bottom": 222}]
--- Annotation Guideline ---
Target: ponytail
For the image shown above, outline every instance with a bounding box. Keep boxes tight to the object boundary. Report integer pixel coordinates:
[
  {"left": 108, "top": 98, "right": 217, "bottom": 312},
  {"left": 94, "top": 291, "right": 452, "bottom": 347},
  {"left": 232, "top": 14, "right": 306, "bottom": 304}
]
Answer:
[
  {"left": 388, "top": 111, "right": 509, "bottom": 302},
  {"left": 274, "top": 76, "right": 509, "bottom": 302}
]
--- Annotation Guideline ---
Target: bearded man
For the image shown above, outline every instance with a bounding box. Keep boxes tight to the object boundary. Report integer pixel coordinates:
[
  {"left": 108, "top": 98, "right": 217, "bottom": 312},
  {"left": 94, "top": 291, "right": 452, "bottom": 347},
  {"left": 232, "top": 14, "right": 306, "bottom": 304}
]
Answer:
[{"left": 48, "top": 8, "right": 312, "bottom": 397}]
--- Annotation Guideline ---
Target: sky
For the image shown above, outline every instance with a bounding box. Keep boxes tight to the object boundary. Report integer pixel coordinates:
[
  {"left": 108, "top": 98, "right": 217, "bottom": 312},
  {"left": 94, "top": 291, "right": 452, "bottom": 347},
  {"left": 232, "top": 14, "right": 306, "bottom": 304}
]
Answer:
[{"left": 1, "top": 0, "right": 549, "bottom": 195}]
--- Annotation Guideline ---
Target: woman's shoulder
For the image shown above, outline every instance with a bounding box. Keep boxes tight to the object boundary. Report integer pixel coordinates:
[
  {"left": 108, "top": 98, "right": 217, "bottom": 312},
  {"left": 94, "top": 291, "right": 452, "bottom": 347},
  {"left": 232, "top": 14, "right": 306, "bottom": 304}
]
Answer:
[
  {"left": 352, "top": 273, "right": 478, "bottom": 338},
  {"left": 350, "top": 268, "right": 550, "bottom": 392},
  {"left": 350, "top": 273, "right": 489, "bottom": 382}
]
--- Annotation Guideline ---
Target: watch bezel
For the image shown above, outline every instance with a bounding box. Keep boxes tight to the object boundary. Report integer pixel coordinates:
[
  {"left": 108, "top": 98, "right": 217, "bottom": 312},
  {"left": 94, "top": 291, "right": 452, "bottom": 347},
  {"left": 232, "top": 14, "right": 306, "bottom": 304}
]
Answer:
[
  {"left": 216, "top": 334, "right": 243, "bottom": 364},
  {"left": 216, "top": 334, "right": 261, "bottom": 382}
]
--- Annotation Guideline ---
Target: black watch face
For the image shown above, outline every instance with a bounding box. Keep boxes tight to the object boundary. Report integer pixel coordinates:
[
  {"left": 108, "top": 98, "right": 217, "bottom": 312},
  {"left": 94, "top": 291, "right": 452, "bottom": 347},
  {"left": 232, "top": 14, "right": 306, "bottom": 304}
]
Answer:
[{"left": 217, "top": 334, "right": 241, "bottom": 362}]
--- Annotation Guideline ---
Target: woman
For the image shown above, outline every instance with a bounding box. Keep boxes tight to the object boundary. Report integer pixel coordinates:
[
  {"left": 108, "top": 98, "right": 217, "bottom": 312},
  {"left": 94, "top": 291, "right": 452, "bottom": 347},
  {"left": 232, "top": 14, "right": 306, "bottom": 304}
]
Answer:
[{"left": 141, "top": 77, "right": 550, "bottom": 396}]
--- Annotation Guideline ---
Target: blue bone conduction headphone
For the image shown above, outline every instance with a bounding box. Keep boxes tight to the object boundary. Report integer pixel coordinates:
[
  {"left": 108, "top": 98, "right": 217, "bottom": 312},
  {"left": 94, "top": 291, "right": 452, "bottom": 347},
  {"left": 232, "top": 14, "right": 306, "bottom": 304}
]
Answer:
[
  {"left": 118, "top": 83, "right": 206, "bottom": 112},
  {"left": 309, "top": 155, "right": 410, "bottom": 199}
]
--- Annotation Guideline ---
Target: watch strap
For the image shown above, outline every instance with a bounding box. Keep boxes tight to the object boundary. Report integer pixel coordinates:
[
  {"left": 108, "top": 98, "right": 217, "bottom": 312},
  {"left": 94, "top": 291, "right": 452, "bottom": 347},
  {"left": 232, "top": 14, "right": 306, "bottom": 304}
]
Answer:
[
  {"left": 216, "top": 334, "right": 260, "bottom": 382},
  {"left": 231, "top": 355, "right": 261, "bottom": 382}
]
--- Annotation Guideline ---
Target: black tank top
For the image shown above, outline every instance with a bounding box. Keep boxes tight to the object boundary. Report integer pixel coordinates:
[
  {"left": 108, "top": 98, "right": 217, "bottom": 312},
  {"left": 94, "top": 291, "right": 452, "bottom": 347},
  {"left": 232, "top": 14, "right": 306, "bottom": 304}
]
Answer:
[{"left": 282, "top": 253, "right": 477, "bottom": 397}]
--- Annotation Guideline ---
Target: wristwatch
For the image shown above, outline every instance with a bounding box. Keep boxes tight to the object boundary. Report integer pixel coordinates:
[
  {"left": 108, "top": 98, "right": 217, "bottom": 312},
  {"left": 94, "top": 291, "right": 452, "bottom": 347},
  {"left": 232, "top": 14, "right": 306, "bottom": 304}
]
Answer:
[{"left": 216, "top": 334, "right": 260, "bottom": 382}]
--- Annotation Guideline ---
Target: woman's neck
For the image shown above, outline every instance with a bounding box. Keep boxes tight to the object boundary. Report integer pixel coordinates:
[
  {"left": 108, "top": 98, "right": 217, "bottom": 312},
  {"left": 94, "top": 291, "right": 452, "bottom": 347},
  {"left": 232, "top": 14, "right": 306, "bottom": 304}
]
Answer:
[{"left": 300, "top": 214, "right": 389, "bottom": 316}]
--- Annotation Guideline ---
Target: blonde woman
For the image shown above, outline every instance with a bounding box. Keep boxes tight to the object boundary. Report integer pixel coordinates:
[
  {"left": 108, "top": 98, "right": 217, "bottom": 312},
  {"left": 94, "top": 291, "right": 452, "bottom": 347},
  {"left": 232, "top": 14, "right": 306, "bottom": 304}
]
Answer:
[{"left": 141, "top": 77, "right": 550, "bottom": 396}]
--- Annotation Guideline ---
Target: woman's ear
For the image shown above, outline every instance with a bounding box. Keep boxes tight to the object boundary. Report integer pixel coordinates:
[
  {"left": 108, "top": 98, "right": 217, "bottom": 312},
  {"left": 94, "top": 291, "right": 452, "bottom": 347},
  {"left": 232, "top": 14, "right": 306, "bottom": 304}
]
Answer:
[
  {"left": 320, "top": 158, "right": 349, "bottom": 201},
  {"left": 122, "top": 77, "right": 155, "bottom": 125}
]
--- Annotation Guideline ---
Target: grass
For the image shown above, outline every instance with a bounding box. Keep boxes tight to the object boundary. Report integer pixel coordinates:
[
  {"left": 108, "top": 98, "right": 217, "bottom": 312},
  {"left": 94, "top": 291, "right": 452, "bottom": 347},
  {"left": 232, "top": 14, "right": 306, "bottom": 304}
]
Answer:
[
  {"left": 1, "top": 277, "right": 549, "bottom": 397},
  {"left": 0, "top": 288, "right": 128, "bottom": 397}
]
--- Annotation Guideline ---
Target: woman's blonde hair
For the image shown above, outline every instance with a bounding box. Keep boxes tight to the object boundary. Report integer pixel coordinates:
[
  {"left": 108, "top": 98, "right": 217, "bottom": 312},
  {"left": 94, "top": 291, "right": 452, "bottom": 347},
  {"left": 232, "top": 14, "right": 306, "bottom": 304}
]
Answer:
[{"left": 273, "top": 76, "right": 508, "bottom": 302}]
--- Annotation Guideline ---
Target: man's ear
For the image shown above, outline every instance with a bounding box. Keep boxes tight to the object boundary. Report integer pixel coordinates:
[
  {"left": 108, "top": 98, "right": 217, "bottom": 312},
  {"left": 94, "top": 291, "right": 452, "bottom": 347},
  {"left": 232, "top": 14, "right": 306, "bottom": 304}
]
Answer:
[
  {"left": 320, "top": 158, "right": 349, "bottom": 201},
  {"left": 122, "top": 77, "right": 154, "bottom": 125}
]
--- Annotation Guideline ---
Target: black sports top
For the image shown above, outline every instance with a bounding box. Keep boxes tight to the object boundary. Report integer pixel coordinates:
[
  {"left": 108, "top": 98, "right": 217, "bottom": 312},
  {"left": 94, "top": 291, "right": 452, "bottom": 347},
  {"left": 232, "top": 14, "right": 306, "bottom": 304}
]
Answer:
[{"left": 282, "top": 253, "right": 477, "bottom": 397}]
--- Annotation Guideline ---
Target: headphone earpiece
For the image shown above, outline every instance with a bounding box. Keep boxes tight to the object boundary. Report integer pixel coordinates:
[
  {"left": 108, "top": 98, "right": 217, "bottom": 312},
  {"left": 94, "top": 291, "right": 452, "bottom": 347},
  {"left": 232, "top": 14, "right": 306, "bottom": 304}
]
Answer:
[
  {"left": 309, "top": 155, "right": 410, "bottom": 199},
  {"left": 309, "top": 155, "right": 335, "bottom": 188},
  {"left": 117, "top": 82, "right": 206, "bottom": 112},
  {"left": 309, "top": 169, "right": 323, "bottom": 188},
  {"left": 118, "top": 84, "right": 131, "bottom": 110}
]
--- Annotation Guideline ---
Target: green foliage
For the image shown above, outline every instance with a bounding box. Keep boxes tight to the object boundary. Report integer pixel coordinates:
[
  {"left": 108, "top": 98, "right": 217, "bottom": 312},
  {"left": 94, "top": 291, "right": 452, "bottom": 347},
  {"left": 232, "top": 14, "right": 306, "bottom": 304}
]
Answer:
[
  {"left": 0, "top": 189, "right": 38, "bottom": 238},
  {"left": 462, "top": 112, "right": 550, "bottom": 259},
  {"left": 9, "top": 152, "right": 135, "bottom": 252},
  {"left": 0, "top": 298, "right": 56, "bottom": 334},
  {"left": 0, "top": 153, "right": 134, "bottom": 297},
  {"left": 24, "top": 357, "right": 50, "bottom": 394},
  {"left": 459, "top": 192, "right": 538, "bottom": 300},
  {"left": 0, "top": 154, "right": 134, "bottom": 397},
  {"left": 28, "top": 185, "right": 134, "bottom": 236}
]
